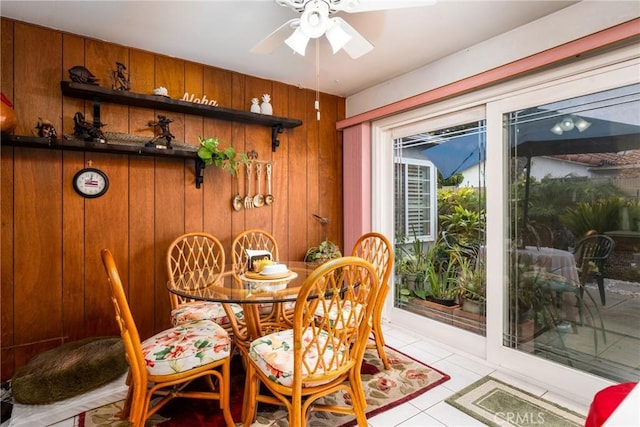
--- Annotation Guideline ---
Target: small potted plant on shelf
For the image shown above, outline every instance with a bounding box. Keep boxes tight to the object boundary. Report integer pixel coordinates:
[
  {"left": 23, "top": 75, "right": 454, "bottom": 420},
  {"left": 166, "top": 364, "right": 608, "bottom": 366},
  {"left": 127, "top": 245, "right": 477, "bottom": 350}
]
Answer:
[{"left": 197, "top": 136, "right": 247, "bottom": 175}]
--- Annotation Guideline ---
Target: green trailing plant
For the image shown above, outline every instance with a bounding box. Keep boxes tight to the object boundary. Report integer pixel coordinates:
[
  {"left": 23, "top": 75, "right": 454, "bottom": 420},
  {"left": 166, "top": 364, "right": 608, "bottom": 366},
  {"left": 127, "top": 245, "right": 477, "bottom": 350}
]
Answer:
[{"left": 197, "top": 136, "right": 247, "bottom": 175}]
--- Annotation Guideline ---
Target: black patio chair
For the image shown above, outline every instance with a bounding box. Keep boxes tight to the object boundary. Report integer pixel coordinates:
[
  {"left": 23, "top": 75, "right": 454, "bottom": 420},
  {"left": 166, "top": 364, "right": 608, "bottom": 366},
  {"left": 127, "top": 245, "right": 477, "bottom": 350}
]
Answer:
[{"left": 573, "top": 234, "right": 615, "bottom": 306}]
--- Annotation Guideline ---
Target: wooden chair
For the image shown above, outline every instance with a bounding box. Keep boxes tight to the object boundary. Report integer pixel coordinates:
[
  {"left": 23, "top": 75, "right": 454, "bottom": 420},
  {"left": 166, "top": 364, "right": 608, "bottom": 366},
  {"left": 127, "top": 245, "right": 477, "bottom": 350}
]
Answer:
[
  {"left": 230, "top": 229, "right": 280, "bottom": 274},
  {"left": 351, "top": 232, "right": 394, "bottom": 369},
  {"left": 100, "top": 249, "right": 234, "bottom": 427},
  {"left": 573, "top": 234, "right": 615, "bottom": 305},
  {"left": 166, "top": 232, "right": 243, "bottom": 332},
  {"left": 231, "top": 229, "right": 283, "bottom": 322},
  {"left": 242, "top": 256, "right": 380, "bottom": 427}
]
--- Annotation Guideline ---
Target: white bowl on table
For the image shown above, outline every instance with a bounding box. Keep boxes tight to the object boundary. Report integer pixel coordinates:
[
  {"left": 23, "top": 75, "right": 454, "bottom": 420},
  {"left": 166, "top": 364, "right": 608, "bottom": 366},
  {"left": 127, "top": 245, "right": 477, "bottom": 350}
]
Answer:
[{"left": 261, "top": 263, "right": 288, "bottom": 276}]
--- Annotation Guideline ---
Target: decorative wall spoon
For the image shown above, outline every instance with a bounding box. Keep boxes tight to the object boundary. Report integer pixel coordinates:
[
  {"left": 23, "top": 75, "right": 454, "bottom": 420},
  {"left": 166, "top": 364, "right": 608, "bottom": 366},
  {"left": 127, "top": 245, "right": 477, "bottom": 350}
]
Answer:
[
  {"left": 265, "top": 163, "right": 274, "bottom": 205},
  {"left": 232, "top": 172, "right": 243, "bottom": 211},
  {"left": 253, "top": 163, "right": 265, "bottom": 207}
]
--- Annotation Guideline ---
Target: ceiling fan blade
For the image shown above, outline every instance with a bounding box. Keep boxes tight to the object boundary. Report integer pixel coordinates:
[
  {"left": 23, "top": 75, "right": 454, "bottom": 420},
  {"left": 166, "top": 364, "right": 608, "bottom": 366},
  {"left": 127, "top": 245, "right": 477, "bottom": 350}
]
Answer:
[
  {"left": 336, "top": 0, "right": 437, "bottom": 13},
  {"left": 251, "top": 18, "right": 299, "bottom": 54},
  {"left": 332, "top": 17, "right": 373, "bottom": 59}
]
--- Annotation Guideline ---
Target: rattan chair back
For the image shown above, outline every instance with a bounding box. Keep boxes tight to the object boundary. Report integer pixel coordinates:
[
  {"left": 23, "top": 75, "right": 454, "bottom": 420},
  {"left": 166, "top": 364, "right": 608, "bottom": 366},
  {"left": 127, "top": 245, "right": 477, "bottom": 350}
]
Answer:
[
  {"left": 165, "top": 232, "right": 226, "bottom": 309},
  {"left": 351, "top": 231, "right": 394, "bottom": 369}
]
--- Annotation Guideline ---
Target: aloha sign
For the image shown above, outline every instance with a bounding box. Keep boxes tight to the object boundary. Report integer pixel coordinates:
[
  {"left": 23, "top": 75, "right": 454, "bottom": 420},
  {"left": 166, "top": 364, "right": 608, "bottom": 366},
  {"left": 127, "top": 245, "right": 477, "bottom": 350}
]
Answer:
[{"left": 181, "top": 92, "right": 218, "bottom": 107}]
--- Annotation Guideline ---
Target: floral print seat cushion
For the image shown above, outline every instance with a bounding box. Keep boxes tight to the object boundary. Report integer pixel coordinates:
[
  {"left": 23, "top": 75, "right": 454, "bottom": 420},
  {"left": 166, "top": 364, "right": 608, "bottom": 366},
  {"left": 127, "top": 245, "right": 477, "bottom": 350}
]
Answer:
[
  {"left": 248, "top": 328, "right": 347, "bottom": 387},
  {"left": 141, "top": 319, "right": 231, "bottom": 376},
  {"left": 171, "top": 301, "right": 244, "bottom": 326}
]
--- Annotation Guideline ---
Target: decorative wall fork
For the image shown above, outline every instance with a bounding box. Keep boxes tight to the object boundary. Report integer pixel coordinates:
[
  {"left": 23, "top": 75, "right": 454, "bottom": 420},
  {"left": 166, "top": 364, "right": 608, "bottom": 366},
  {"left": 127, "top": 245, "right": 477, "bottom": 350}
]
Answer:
[{"left": 244, "top": 162, "right": 253, "bottom": 208}]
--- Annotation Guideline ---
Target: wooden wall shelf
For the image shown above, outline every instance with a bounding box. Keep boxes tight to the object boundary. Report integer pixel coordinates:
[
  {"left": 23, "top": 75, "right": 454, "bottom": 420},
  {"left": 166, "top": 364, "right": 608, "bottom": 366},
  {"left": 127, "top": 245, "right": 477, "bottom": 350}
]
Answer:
[
  {"left": 1, "top": 134, "right": 197, "bottom": 158},
  {"left": 2, "top": 133, "right": 210, "bottom": 188},
  {"left": 60, "top": 81, "right": 302, "bottom": 152}
]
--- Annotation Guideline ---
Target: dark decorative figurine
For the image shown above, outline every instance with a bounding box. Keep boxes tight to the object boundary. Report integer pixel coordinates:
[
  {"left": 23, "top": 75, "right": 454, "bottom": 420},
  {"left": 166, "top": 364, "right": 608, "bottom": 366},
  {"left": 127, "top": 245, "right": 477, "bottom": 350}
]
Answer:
[
  {"left": 35, "top": 118, "right": 57, "bottom": 139},
  {"left": 146, "top": 115, "right": 174, "bottom": 149},
  {"left": 68, "top": 66, "right": 99, "bottom": 85},
  {"left": 112, "top": 62, "right": 130, "bottom": 91},
  {"left": 73, "top": 112, "right": 106, "bottom": 142}
]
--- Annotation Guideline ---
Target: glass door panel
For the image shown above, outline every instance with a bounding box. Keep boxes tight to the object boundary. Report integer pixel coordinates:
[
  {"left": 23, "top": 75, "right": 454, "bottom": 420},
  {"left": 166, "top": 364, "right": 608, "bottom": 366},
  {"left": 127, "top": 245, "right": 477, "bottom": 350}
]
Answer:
[
  {"left": 505, "top": 83, "right": 640, "bottom": 382},
  {"left": 394, "top": 121, "right": 487, "bottom": 335}
]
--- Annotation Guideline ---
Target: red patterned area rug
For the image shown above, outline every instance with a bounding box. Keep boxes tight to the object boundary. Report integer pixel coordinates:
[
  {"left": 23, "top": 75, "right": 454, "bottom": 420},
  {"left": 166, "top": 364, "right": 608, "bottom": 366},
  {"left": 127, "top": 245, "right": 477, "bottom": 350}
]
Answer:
[{"left": 76, "top": 345, "right": 450, "bottom": 427}]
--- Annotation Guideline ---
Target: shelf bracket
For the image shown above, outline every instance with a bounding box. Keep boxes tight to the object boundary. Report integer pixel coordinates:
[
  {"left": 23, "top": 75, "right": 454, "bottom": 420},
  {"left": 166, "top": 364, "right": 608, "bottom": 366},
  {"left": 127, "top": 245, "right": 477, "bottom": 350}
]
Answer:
[
  {"left": 271, "top": 125, "right": 284, "bottom": 152},
  {"left": 195, "top": 157, "right": 205, "bottom": 189},
  {"left": 92, "top": 96, "right": 102, "bottom": 129}
]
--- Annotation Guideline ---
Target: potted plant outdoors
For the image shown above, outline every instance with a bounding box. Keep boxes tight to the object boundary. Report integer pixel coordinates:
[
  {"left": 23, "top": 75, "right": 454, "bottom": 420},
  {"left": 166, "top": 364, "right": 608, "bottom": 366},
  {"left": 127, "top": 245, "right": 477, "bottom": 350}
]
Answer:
[
  {"left": 412, "top": 244, "right": 458, "bottom": 306},
  {"left": 395, "top": 229, "right": 431, "bottom": 291},
  {"left": 197, "top": 136, "right": 247, "bottom": 175},
  {"left": 304, "top": 239, "right": 342, "bottom": 265},
  {"left": 455, "top": 251, "right": 486, "bottom": 315}
]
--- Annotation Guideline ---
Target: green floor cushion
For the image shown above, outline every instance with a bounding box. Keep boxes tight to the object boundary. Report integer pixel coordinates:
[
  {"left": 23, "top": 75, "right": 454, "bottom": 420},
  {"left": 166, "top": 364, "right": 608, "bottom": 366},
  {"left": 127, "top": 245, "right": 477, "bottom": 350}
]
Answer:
[{"left": 11, "top": 336, "right": 128, "bottom": 405}]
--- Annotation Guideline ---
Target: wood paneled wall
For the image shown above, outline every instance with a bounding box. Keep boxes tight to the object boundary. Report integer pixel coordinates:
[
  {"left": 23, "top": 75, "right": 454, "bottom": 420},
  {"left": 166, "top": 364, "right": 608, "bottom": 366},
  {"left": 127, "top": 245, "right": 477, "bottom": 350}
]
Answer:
[{"left": 0, "top": 18, "right": 345, "bottom": 380}]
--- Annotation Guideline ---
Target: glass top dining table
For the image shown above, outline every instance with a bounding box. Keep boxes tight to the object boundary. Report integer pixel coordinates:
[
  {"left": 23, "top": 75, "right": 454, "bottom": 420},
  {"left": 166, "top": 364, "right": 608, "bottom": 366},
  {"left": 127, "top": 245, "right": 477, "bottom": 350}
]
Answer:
[{"left": 166, "top": 261, "right": 318, "bottom": 349}]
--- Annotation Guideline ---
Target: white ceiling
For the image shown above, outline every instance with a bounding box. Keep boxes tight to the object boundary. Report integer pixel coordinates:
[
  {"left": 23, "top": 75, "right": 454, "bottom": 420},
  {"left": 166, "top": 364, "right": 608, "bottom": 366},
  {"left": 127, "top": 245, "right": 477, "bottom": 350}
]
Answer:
[{"left": 1, "top": 0, "right": 578, "bottom": 98}]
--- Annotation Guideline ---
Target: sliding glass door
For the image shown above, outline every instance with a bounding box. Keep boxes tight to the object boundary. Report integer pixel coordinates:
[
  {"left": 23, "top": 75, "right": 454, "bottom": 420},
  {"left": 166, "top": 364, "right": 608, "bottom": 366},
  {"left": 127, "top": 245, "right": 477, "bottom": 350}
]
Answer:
[
  {"left": 501, "top": 83, "right": 640, "bottom": 382},
  {"left": 374, "top": 47, "right": 639, "bottom": 397},
  {"left": 485, "top": 58, "right": 640, "bottom": 394}
]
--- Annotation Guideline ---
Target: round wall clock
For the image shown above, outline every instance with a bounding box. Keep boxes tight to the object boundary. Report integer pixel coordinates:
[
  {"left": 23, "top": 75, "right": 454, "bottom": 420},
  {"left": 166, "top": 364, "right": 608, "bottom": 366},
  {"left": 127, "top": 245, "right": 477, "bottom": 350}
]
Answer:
[{"left": 72, "top": 168, "right": 109, "bottom": 198}]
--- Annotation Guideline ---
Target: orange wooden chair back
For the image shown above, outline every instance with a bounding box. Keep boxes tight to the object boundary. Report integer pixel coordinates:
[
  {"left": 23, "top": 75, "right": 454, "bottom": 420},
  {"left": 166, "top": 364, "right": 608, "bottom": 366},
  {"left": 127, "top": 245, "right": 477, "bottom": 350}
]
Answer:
[
  {"left": 165, "top": 232, "right": 226, "bottom": 309},
  {"left": 230, "top": 229, "right": 279, "bottom": 274},
  {"left": 243, "top": 256, "right": 379, "bottom": 426},
  {"left": 351, "top": 232, "right": 394, "bottom": 369}
]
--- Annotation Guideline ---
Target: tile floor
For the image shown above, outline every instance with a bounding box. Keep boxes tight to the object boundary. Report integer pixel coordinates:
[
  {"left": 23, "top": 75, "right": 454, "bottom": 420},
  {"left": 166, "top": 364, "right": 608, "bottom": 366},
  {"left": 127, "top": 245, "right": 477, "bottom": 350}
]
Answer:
[
  {"left": 25, "top": 322, "right": 594, "bottom": 427},
  {"left": 363, "top": 323, "right": 591, "bottom": 427}
]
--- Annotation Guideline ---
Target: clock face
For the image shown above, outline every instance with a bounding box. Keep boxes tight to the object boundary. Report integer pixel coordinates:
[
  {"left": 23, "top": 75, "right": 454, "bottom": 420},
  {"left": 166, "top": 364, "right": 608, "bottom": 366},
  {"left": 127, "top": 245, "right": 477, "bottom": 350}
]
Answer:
[{"left": 73, "top": 168, "right": 109, "bottom": 198}]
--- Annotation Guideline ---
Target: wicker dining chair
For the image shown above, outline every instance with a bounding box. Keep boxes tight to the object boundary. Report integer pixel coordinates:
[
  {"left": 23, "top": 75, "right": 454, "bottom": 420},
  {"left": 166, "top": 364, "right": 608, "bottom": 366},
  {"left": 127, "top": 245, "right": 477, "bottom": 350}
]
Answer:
[
  {"left": 242, "top": 256, "right": 380, "bottom": 427},
  {"left": 231, "top": 229, "right": 283, "bottom": 320},
  {"left": 101, "top": 249, "right": 234, "bottom": 427},
  {"left": 165, "top": 232, "right": 243, "bottom": 331},
  {"left": 351, "top": 232, "right": 394, "bottom": 369},
  {"left": 230, "top": 229, "right": 280, "bottom": 274}
]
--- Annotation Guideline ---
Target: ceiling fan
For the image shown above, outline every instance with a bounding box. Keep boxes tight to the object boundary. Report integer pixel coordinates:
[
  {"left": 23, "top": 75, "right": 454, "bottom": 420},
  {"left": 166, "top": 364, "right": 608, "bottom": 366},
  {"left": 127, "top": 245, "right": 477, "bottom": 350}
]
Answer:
[{"left": 252, "top": 0, "right": 437, "bottom": 59}]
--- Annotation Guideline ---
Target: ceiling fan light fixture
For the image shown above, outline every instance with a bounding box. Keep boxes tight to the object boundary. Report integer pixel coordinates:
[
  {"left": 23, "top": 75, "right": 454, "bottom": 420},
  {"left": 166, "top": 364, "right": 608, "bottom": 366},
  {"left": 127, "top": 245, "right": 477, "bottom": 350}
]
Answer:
[
  {"left": 299, "top": 0, "right": 330, "bottom": 38},
  {"left": 559, "top": 116, "right": 575, "bottom": 132},
  {"left": 325, "top": 19, "right": 352, "bottom": 54},
  {"left": 574, "top": 116, "right": 591, "bottom": 132},
  {"left": 550, "top": 123, "right": 564, "bottom": 135},
  {"left": 285, "top": 27, "right": 310, "bottom": 55}
]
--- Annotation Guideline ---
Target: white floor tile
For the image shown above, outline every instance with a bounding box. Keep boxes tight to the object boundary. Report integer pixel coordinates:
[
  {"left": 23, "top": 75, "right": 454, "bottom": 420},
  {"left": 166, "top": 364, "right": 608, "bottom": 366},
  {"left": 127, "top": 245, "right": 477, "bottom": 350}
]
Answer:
[
  {"left": 490, "top": 370, "right": 547, "bottom": 396},
  {"left": 396, "top": 411, "right": 446, "bottom": 426},
  {"left": 401, "top": 339, "right": 454, "bottom": 360},
  {"left": 368, "top": 401, "right": 421, "bottom": 427},
  {"left": 425, "top": 401, "right": 488, "bottom": 426},
  {"left": 395, "top": 344, "right": 446, "bottom": 365},
  {"left": 541, "top": 390, "right": 590, "bottom": 416},
  {"left": 382, "top": 329, "right": 422, "bottom": 350},
  {"left": 428, "top": 359, "right": 484, "bottom": 392},
  {"left": 443, "top": 353, "right": 496, "bottom": 377},
  {"left": 406, "top": 384, "right": 457, "bottom": 411}
]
